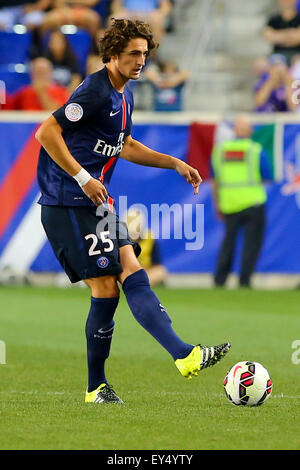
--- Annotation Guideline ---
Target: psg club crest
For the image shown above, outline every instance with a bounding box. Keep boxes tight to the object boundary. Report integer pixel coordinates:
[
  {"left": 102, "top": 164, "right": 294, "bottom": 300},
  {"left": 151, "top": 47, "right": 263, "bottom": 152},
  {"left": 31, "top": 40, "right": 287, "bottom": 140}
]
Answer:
[{"left": 97, "top": 256, "right": 109, "bottom": 268}]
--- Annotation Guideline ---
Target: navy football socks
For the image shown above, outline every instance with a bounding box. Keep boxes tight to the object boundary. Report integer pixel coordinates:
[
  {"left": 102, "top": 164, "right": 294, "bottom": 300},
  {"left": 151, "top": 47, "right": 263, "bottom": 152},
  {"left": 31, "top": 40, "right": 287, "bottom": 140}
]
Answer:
[
  {"left": 85, "top": 296, "right": 119, "bottom": 392},
  {"left": 123, "top": 269, "right": 193, "bottom": 360}
]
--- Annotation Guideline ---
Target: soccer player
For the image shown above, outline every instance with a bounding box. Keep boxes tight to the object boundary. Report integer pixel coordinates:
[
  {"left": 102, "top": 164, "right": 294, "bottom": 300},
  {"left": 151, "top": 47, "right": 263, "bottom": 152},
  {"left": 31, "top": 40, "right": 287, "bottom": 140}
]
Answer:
[{"left": 36, "top": 19, "right": 231, "bottom": 404}]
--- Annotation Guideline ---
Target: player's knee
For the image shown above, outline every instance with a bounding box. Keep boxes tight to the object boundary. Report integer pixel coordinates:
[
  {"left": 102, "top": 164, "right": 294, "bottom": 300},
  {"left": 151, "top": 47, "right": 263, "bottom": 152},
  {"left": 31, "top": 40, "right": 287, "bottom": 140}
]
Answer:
[
  {"left": 118, "top": 245, "right": 143, "bottom": 283},
  {"left": 120, "top": 256, "right": 142, "bottom": 279},
  {"left": 118, "top": 263, "right": 144, "bottom": 285},
  {"left": 85, "top": 276, "right": 120, "bottom": 298},
  {"left": 99, "top": 277, "right": 120, "bottom": 298}
]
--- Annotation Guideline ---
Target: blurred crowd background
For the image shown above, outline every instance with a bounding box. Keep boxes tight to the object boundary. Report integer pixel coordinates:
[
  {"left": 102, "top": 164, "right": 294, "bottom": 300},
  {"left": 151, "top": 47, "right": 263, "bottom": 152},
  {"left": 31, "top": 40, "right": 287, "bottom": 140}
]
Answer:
[
  {"left": 2, "top": 1, "right": 300, "bottom": 289},
  {"left": 2, "top": 0, "right": 300, "bottom": 113}
]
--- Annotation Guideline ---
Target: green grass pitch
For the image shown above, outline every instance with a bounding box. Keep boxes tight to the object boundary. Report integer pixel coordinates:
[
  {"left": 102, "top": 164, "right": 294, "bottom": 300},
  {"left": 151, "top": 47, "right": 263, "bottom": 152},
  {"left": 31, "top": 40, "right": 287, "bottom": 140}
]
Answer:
[{"left": 0, "top": 285, "right": 300, "bottom": 450}]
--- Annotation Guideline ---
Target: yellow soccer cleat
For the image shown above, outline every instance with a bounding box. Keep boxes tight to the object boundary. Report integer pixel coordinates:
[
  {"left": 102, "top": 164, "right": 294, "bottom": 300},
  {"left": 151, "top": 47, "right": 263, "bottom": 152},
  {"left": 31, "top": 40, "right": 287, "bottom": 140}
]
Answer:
[
  {"left": 175, "top": 343, "right": 231, "bottom": 379},
  {"left": 85, "top": 383, "right": 124, "bottom": 404}
]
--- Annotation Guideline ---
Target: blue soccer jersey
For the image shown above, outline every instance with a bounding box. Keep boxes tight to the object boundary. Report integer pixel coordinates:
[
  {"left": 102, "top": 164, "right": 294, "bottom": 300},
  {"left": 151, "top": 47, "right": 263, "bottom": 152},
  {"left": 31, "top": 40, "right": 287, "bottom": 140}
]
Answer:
[{"left": 37, "top": 66, "right": 133, "bottom": 207}]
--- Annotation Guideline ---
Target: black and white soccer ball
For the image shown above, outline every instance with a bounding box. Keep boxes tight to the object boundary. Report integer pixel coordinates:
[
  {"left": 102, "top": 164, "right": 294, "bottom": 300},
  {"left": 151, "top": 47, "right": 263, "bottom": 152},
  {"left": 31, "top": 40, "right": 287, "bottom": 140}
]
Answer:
[{"left": 224, "top": 361, "right": 273, "bottom": 406}]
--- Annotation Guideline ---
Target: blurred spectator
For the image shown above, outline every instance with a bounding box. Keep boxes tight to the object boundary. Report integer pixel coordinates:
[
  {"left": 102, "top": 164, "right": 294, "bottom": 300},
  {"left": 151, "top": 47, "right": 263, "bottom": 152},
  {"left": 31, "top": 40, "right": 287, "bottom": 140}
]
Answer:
[
  {"left": 0, "top": 90, "right": 15, "bottom": 110},
  {"left": 0, "top": 1, "right": 51, "bottom": 31},
  {"left": 264, "top": 0, "right": 300, "bottom": 65},
  {"left": 253, "top": 56, "right": 270, "bottom": 79},
  {"left": 110, "top": 0, "right": 172, "bottom": 43},
  {"left": 0, "top": 1, "right": 51, "bottom": 59},
  {"left": 289, "top": 51, "right": 300, "bottom": 80},
  {"left": 11, "top": 57, "right": 68, "bottom": 111},
  {"left": 211, "top": 115, "right": 272, "bottom": 288},
  {"left": 86, "top": 26, "right": 105, "bottom": 73},
  {"left": 144, "top": 61, "right": 189, "bottom": 112},
  {"left": 44, "top": 29, "right": 82, "bottom": 93},
  {"left": 42, "top": 1, "right": 101, "bottom": 37},
  {"left": 253, "top": 54, "right": 298, "bottom": 112},
  {"left": 125, "top": 208, "right": 167, "bottom": 287}
]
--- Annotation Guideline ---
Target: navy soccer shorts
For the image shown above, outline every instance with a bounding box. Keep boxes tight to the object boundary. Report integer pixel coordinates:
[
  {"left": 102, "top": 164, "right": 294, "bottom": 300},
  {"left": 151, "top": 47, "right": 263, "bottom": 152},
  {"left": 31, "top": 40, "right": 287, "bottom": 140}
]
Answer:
[{"left": 41, "top": 205, "right": 141, "bottom": 283}]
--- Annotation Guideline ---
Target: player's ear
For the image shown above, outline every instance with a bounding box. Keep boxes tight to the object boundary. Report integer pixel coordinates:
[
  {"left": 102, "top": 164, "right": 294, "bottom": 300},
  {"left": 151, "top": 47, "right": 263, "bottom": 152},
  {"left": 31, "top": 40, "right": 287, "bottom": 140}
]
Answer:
[{"left": 110, "top": 53, "right": 119, "bottom": 63}]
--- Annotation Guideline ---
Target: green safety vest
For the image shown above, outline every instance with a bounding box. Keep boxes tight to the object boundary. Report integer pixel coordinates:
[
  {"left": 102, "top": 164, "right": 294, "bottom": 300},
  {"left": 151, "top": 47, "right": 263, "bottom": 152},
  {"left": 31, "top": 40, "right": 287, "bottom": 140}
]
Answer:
[{"left": 211, "top": 138, "right": 267, "bottom": 214}]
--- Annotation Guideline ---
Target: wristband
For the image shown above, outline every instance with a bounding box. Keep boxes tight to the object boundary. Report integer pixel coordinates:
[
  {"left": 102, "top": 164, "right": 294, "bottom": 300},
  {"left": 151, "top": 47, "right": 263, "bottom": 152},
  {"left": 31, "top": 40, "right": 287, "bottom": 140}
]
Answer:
[{"left": 73, "top": 168, "right": 92, "bottom": 187}]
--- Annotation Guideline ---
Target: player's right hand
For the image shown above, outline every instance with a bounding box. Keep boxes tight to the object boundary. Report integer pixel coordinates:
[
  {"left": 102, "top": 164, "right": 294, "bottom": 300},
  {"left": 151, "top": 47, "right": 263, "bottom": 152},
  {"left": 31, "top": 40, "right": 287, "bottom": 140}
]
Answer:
[
  {"left": 175, "top": 160, "right": 202, "bottom": 195},
  {"left": 81, "top": 178, "right": 108, "bottom": 206}
]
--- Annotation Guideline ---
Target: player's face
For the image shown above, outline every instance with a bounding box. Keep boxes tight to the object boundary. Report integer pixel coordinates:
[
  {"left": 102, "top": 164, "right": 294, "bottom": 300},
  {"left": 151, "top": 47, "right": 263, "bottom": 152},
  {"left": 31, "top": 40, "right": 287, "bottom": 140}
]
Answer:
[{"left": 116, "top": 38, "right": 148, "bottom": 80}]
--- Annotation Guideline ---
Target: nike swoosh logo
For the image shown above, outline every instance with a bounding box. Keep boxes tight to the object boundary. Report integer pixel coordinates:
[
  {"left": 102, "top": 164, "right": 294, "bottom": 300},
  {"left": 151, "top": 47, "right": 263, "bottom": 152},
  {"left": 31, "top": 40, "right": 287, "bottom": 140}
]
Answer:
[
  {"left": 97, "top": 326, "right": 114, "bottom": 334},
  {"left": 110, "top": 110, "right": 120, "bottom": 116},
  {"left": 233, "top": 365, "right": 242, "bottom": 384}
]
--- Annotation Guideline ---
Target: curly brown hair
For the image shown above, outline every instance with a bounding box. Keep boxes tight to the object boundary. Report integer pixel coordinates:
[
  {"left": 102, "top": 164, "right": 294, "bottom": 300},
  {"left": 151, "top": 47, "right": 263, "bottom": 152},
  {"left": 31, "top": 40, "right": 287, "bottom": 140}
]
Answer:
[{"left": 99, "top": 18, "right": 158, "bottom": 63}]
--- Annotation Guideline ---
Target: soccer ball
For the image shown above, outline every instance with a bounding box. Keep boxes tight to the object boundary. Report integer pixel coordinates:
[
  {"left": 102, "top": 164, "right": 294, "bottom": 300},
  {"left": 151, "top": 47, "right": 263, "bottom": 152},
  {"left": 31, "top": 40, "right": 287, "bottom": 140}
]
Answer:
[{"left": 223, "top": 361, "right": 273, "bottom": 406}]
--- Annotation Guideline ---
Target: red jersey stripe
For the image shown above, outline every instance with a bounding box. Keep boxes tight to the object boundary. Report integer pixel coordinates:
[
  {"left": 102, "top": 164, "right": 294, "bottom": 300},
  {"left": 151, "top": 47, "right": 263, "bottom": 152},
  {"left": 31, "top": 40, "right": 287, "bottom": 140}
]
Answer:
[
  {"left": 99, "top": 97, "right": 125, "bottom": 183},
  {"left": 121, "top": 95, "right": 126, "bottom": 131},
  {"left": 99, "top": 157, "right": 116, "bottom": 183},
  {"left": 107, "top": 196, "right": 114, "bottom": 213}
]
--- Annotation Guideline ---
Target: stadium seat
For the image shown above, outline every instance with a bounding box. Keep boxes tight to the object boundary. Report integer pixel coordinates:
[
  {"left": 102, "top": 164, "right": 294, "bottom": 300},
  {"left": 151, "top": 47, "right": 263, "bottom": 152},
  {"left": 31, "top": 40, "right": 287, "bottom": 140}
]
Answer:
[
  {"left": 94, "top": 0, "right": 111, "bottom": 21},
  {"left": 0, "top": 30, "right": 32, "bottom": 65},
  {"left": 0, "top": 64, "right": 30, "bottom": 93}
]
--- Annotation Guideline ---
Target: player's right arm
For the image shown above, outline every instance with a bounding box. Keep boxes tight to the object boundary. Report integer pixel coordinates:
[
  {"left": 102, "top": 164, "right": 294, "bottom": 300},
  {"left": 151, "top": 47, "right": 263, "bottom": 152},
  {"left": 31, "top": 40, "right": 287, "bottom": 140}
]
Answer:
[{"left": 35, "top": 115, "right": 108, "bottom": 206}]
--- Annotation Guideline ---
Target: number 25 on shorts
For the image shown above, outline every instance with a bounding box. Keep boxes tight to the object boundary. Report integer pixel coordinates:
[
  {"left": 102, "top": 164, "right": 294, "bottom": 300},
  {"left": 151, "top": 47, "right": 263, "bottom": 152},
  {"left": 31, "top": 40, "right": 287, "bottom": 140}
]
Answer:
[{"left": 85, "top": 231, "right": 114, "bottom": 256}]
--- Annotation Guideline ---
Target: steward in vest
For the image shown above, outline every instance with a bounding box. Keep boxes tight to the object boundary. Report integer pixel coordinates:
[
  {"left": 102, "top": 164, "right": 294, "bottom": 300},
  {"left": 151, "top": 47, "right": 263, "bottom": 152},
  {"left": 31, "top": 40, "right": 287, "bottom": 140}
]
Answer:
[{"left": 211, "top": 115, "right": 272, "bottom": 288}]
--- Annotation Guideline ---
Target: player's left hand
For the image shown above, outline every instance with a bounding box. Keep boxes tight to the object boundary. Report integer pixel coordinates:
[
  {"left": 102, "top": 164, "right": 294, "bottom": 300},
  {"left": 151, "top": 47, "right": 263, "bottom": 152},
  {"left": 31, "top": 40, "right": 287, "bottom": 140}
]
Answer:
[{"left": 175, "top": 161, "right": 202, "bottom": 195}]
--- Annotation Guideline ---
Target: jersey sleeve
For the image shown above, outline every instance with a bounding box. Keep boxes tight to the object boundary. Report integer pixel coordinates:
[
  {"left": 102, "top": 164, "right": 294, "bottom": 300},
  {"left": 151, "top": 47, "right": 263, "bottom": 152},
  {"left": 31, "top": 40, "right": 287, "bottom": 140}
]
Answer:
[{"left": 52, "top": 87, "right": 107, "bottom": 131}]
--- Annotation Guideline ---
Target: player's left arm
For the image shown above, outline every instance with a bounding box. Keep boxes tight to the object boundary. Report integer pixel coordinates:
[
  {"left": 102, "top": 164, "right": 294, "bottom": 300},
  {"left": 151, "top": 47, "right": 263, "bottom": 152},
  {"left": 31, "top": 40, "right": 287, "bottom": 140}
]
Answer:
[{"left": 120, "top": 135, "right": 202, "bottom": 195}]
